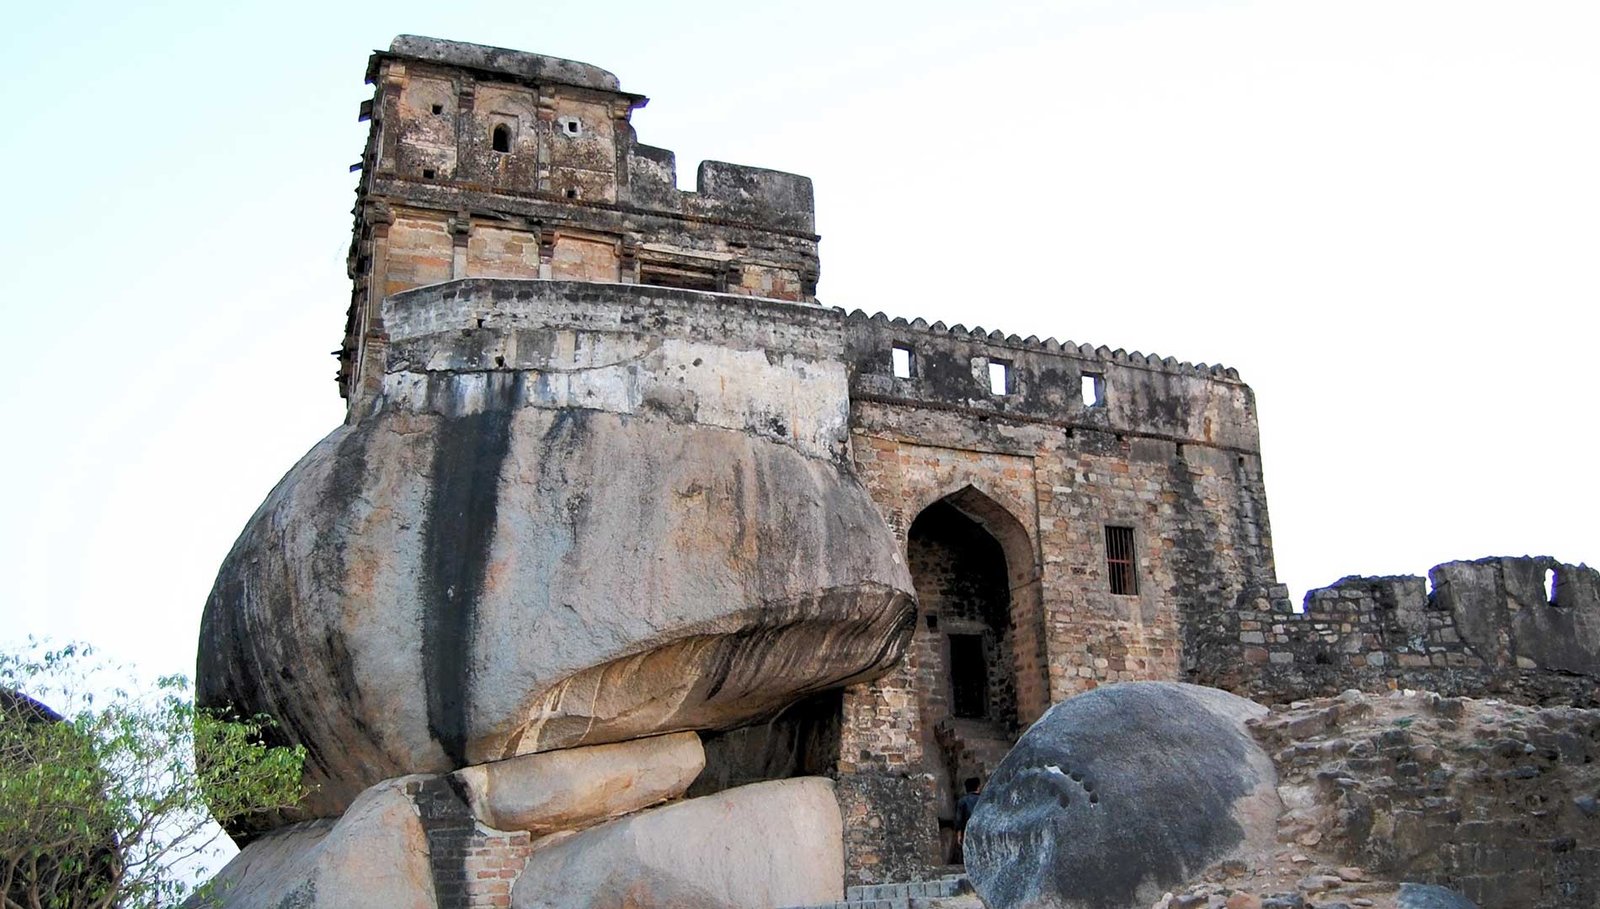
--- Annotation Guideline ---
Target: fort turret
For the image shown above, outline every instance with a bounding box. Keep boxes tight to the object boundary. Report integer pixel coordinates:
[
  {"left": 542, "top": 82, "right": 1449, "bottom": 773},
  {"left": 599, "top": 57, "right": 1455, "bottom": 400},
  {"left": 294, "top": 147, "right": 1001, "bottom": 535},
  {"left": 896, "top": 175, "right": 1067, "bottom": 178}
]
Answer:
[{"left": 341, "top": 35, "right": 820, "bottom": 404}]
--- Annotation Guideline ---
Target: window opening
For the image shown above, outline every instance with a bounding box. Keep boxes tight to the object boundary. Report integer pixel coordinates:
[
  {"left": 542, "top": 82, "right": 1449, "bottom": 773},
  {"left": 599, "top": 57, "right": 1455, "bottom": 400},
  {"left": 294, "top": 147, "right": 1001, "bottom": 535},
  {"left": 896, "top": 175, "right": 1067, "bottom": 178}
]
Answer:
[
  {"left": 948, "top": 634, "right": 988, "bottom": 719},
  {"left": 988, "top": 360, "right": 1010, "bottom": 396},
  {"left": 421, "top": 168, "right": 436, "bottom": 179},
  {"left": 1546, "top": 568, "right": 1557, "bottom": 603},
  {"left": 492, "top": 124, "right": 512, "bottom": 153},
  {"left": 892, "top": 345, "right": 913, "bottom": 379},
  {"left": 1105, "top": 526, "right": 1138, "bottom": 596},
  {"left": 1081, "top": 373, "right": 1103, "bottom": 407},
  {"left": 564, "top": 187, "right": 579, "bottom": 200},
  {"left": 431, "top": 103, "right": 444, "bottom": 115}
]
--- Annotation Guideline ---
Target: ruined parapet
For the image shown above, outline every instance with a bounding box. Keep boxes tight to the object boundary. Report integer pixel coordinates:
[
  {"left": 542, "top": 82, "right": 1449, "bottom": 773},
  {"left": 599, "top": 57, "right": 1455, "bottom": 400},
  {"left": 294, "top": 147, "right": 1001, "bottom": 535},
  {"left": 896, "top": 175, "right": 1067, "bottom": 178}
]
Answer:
[
  {"left": 1213, "top": 556, "right": 1600, "bottom": 705},
  {"left": 340, "top": 36, "right": 820, "bottom": 406}
]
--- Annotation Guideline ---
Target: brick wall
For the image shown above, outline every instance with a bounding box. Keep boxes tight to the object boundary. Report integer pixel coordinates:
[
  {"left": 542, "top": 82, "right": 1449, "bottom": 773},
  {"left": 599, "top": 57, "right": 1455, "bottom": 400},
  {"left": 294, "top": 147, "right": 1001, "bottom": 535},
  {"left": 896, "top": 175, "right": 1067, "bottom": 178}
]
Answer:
[{"left": 408, "top": 777, "right": 534, "bottom": 909}]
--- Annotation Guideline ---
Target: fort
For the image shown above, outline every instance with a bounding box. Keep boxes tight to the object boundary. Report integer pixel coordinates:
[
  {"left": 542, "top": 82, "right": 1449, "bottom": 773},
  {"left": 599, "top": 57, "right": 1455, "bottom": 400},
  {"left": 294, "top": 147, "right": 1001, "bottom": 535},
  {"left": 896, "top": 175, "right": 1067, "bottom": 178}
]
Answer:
[{"left": 195, "top": 36, "right": 1600, "bottom": 909}]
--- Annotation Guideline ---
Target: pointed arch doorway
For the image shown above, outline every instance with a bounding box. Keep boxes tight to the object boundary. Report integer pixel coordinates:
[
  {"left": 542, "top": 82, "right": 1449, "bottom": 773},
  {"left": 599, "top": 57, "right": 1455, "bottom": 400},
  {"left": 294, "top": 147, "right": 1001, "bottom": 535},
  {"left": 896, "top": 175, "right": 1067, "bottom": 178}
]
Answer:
[{"left": 905, "top": 485, "right": 1043, "bottom": 862}]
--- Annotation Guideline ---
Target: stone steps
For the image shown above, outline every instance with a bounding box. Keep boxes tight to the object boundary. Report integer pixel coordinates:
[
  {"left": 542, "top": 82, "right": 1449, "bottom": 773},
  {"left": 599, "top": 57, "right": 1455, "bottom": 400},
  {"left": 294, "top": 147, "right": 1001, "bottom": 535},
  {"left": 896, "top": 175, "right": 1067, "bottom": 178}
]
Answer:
[
  {"left": 934, "top": 718, "right": 1015, "bottom": 784},
  {"left": 782, "top": 873, "right": 979, "bottom": 909}
]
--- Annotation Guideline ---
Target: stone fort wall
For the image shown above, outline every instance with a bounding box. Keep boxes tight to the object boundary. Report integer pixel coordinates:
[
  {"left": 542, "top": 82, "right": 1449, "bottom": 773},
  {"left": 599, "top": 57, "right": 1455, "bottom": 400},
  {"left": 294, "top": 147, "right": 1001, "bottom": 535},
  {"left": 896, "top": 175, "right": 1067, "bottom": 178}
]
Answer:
[
  {"left": 832, "top": 310, "right": 1281, "bottom": 881},
  {"left": 382, "top": 279, "right": 1286, "bottom": 884},
  {"left": 1203, "top": 555, "right": 1600, "bottom": 708}
]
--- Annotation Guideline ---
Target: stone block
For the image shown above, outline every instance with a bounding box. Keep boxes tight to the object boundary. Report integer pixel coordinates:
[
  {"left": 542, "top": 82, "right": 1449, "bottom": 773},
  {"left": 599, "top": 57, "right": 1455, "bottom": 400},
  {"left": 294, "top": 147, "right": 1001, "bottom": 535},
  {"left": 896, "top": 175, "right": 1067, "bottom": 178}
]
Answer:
[
  {"left": 510, "top": 778, "right": 843, "bottom": 909},
  {"left": 451, "top": 732, "right": 704, "bottom": 835}
]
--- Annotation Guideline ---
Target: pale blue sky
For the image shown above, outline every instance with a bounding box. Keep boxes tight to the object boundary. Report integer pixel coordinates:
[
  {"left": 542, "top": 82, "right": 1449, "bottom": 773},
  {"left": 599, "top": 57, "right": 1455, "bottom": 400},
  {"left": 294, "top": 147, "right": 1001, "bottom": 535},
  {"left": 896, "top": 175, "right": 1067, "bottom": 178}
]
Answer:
[{"left": 3, "top": 0, "right": 1596, "bottom": 688}]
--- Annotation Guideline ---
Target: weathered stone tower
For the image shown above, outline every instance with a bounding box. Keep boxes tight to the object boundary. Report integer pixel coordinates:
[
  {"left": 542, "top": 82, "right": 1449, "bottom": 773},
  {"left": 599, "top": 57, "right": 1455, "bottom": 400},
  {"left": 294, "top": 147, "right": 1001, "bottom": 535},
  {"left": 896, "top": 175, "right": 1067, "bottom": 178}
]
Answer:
[
  {"left": 340, "top": 36, "right": 819, "bottom": 407},
  {"left": 198, "top": 36, "right": 1294, "bottom": 905}
]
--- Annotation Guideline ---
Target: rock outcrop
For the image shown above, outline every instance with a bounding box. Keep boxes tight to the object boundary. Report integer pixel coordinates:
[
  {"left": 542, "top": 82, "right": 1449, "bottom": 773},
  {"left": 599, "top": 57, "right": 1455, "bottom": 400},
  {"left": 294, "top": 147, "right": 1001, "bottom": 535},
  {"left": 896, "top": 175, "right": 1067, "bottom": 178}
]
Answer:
[
  {"left": 964, "top": 682, "right": 1281, "bottom": 909},
  {"left": 195, "top": 776, "right": 436, "bottom": 909},
  {"left": 510, "top": 778, "right": 844, "bottom": 909},
  {"left": 197, "top": 282, "right": 915, "bottom": 826},
  {"left": 451, "top": 731, "right": 704, "bottom": 834},
  {"left": 1252, "top": 689, "right": 1600, "bottom": 909}
]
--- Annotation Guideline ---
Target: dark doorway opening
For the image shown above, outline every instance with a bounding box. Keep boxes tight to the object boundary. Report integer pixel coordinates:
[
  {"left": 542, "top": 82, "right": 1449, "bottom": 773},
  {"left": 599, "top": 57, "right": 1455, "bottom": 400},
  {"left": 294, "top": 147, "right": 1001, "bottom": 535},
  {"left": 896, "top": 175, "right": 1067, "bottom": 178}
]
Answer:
[
  {"left": 907, "top": 495, "right": 1020, "bottom": 863},
  {"left": 949, "top": 634, "right": 988, "bottom": 719}
]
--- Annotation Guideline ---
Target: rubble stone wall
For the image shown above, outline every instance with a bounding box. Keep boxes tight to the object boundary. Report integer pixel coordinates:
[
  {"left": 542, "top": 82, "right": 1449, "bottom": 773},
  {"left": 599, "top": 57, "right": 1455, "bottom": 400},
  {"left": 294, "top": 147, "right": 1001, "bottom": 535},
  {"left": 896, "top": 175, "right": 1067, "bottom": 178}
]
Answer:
[
  {"left": 1211, "top": 556, "right": 1600, "bottom": 707},
  {"left": 1255, "top": 691, "right": 1600, "bottom": 909}
]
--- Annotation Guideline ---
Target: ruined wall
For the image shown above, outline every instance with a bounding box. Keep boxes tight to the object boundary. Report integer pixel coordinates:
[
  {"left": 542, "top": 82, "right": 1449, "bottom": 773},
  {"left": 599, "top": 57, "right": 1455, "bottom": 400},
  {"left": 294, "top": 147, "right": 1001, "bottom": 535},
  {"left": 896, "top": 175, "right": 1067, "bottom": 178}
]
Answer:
[{"left": 1212, "top": 556, "right": 1600, "bottom": 707}]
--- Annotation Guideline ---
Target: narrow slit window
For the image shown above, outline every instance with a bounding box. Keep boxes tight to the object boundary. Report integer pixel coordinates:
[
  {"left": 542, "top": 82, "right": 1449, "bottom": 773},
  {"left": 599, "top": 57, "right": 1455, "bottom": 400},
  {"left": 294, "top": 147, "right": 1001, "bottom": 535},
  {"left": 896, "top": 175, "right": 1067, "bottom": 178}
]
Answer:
[
  {"left": 1081, "top": 373, "right": 1104, "bottom": 407},
  {"left": 1546, "top": 568, "right": 1557, "bottom": 603},
  {"left": 891, "top": 345, "right": 913, "bottom": 379},
  {"left": 1105, "top": 526, "right": 1138, "bottom": 596},
  {"left": 988, "top": 360, "right": 1010, "bottom": 395},
  {"left": 492, "top": 124, "right": 512, "bottom": 153}
]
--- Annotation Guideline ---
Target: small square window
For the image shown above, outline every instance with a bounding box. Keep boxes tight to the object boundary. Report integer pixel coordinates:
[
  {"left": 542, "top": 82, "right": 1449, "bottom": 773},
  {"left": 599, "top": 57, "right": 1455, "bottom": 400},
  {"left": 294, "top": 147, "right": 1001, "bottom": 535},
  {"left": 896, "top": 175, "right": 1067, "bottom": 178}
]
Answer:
[
  {"left": 1081, "top": 373, "right": 1104, "bottom": 407},
  {"left": 891, "top": 345, "right": 913, "bottom": 379},
  {"left": 1105, "top": 526, "right": 1138, "bottom": 596},
  {"left": 988, "top": 360, "right": 1010, "bottom": 396},
  {"left": 431, "top": 103, "right": 444, "bottom": 115}
]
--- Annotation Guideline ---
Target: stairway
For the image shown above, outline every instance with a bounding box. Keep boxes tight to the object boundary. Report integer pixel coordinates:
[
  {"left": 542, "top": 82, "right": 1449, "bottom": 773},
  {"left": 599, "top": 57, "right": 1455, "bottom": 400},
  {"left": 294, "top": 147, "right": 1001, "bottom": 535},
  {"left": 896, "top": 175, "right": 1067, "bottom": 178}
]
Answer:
[
  {"left": 781, "top": 873, "right": 981, "bottom": 909},
  {"left": 934, "top": 717, "right": 1015, "bottom": 785}
]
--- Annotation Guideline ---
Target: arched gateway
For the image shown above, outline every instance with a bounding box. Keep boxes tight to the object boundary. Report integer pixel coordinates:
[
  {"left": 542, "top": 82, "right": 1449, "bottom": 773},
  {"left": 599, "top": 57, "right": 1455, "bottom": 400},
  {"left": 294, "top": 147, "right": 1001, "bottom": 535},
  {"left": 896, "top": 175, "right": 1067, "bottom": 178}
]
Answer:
[{"left": 905, "top": 487, "right": 1043, "bottom": 859}]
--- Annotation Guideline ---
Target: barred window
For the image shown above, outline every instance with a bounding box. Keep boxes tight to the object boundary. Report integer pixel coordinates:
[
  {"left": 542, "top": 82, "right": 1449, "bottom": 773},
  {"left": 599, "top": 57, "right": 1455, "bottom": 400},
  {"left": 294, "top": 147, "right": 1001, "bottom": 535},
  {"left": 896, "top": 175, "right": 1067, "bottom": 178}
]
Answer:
[{"left": 1105, "top": 526, "right": 1138, "bottom": 596}]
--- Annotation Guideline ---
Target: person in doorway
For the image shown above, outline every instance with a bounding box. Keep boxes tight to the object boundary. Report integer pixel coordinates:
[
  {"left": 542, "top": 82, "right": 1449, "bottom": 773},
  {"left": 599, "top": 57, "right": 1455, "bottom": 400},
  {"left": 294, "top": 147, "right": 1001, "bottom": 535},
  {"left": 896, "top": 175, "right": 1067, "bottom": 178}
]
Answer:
[{"left": 954, "top": 776, "right": 982, "bottom": 863}]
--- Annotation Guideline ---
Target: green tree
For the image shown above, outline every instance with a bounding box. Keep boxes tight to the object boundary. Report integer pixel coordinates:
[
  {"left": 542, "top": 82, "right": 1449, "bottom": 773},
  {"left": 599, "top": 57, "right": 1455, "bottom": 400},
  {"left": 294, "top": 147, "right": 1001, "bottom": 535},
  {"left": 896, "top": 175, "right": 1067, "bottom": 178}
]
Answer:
[{"left": 0, "top": 641, "right": 307, "bottom": 909}]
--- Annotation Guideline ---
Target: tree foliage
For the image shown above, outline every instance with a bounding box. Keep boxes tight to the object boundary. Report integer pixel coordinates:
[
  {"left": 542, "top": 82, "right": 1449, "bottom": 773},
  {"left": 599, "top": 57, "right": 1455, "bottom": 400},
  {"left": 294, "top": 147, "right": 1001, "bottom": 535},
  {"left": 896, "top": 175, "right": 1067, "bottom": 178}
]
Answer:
[{"left": 0, "top": 641, "right": 307, "bottom": 909}]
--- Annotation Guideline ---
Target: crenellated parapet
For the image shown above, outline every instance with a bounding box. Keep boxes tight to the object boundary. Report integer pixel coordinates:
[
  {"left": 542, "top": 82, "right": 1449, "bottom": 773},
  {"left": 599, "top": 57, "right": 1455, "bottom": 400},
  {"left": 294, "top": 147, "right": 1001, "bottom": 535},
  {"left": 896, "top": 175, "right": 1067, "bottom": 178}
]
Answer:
[{"left": 839, "top": 307, "right": 1260, "bottom": 453}]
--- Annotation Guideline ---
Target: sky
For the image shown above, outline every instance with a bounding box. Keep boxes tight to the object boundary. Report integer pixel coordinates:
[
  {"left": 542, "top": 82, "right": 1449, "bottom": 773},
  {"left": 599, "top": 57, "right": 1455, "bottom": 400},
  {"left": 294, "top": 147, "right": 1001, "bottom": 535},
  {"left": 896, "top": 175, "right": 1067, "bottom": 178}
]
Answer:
[{"left": 1, "top": 0, "right": 1595, "bottom": 685}]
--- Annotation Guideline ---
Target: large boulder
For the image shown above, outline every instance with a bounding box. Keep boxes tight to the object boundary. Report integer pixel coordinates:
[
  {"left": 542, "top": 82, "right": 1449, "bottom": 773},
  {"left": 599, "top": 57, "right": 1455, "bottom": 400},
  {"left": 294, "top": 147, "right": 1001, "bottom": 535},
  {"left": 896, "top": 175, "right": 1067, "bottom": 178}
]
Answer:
[
  {"left": 965, "top": 682, "right": 1280, "bottom": 909},
  {"left": 194, "top": 776, "right": 436, "bottom": 909},
  {"left": 509, "top": 777, "right": 844, "bottom": 909},
  {"left": 451, "top": 731, "right": 705, "bottom": 834},
  {"left": 197, "top": 281, "right": 915, "bottom": 826}
]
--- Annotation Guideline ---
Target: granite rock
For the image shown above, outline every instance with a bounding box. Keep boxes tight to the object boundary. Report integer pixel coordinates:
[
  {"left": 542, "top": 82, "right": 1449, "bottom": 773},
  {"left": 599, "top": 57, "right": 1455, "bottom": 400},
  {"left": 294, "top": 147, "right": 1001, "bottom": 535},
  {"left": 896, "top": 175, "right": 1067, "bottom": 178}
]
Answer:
[
  {"left": 510, "top": 777, "right": 844, "bottom": 909},
  {"left": 451, "top": 731, "right": 704, "bottom": 834},
  {"left": 966, "top": 682, "right": 1280, "bottom": 909},
  {"left": 193, "top": 776, "right": 435, "bottom": 909},
  {"left": 198, "top": 374, "right": 912, "bottom": 826},
  {"left": 1395, "top": 884, "right": 1478, "bottom": 909}
]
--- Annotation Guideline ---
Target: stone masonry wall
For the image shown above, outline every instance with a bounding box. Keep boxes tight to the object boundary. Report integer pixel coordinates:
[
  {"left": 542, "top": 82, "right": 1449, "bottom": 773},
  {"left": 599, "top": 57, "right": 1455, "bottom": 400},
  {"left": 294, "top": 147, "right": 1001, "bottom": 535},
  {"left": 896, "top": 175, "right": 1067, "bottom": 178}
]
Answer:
[
  {"left": 835, "top": 309, "right": 1282, "bottom": 884},
  {"left": 836, "top": 662, "right": 942, "bottom": 886},
  {"left": 1213, "top": 556, "right": 1600, "bottom": 707},
  {"left": 342, "top": 37, "right": 821, "bottom": 402}
]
